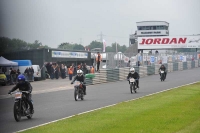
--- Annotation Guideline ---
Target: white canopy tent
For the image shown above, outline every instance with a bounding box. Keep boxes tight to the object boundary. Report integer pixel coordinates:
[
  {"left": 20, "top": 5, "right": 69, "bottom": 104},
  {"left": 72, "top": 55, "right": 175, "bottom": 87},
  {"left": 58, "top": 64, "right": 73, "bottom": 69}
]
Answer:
[{"left": 0, "top": 56, "right": 18, "bottom": 66}]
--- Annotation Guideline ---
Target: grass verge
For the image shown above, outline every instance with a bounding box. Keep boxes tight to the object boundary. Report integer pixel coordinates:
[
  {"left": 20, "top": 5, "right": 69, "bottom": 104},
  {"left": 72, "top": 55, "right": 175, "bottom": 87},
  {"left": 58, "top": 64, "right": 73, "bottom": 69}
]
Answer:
[{"left": 21, "top": 82, "right": 200, "bottom": 133}]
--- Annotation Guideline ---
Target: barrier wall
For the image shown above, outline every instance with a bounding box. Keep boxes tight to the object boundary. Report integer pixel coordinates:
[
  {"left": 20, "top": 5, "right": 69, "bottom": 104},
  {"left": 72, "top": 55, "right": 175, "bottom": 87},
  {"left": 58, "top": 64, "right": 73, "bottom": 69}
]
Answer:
[{"left": 85, "top": 60, "right": 200, "bottom": 85}]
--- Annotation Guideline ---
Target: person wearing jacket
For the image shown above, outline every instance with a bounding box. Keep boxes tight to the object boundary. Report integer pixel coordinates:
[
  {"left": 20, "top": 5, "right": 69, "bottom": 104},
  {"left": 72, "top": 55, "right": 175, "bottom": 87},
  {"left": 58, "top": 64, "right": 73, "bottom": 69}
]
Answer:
[
  {"left": 96, "top": 52, "right": 102, "bottom": 72},
  {"left": 71, "top": 70, "right": 86, "bottom": 95},
  {"left": 8, "top": 74, "right": 34, "bottom": 114},
  {"left": 127, "top": 68, "right": 140, "bottom": 88},
  {"left": 68, "top": 66, "right": 73, "bottom": 80}
]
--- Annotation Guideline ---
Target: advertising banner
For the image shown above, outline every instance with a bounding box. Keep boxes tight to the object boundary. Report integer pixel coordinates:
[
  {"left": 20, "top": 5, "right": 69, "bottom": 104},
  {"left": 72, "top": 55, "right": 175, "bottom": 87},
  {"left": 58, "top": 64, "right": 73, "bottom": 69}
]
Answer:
[
  {"left": 182, "top": 56, "right": 187, "bottom": 62},
  {"left": 150, "top": 56, "right": 155, "bottom": 63},
  {"left": 198, "top": 54, "right": 200, "bottom": 59},
  {"left": 52, "top": 51, "right": 88, "bottom": 58},
  {"left": 138, "top": 35, "right": 200, "bottom": 49},
  {"left": 162, "top": 56, "right": 168, "bottom": 64}
]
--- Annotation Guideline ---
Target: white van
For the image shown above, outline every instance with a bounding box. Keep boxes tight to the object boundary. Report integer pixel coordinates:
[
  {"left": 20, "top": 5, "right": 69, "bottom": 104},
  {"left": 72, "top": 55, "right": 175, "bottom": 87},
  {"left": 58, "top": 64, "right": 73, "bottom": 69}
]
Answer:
[{"left": 32, "top": 65, "right": 41, "bottom": 81}]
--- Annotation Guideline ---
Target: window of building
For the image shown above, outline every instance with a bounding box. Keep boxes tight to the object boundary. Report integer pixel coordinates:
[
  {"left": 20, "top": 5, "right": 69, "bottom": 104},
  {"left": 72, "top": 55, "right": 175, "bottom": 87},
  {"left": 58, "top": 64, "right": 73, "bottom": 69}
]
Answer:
[
  {"left": 138, "top": 26, "right": 142, "bottom": 30},
  {"left": 156, "top": 26, "right": 160, "bottom": 30}
]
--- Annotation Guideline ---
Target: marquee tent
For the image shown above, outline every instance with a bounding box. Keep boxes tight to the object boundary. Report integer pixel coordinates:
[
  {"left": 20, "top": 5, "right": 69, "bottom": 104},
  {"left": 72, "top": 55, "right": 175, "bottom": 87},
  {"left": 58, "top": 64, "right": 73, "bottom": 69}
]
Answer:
[{"left": 0, "top": 56, "right": 18, "bottom": 66}]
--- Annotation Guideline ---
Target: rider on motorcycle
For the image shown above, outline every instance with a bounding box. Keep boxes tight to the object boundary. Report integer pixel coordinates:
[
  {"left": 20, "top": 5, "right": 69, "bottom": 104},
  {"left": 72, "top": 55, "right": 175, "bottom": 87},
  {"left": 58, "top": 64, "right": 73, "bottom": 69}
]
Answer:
[
  {"left": 71, "top": 70, "right": 86, "bottom": 95},
  {"left": 8, "top": 74, "right": 34, "bottom": 114},
  {"left": 127, "top": 68, "right": 140, "bottom": 88},
  {"left": 159, "top": 64, "right": 167, "bottom": 79}
]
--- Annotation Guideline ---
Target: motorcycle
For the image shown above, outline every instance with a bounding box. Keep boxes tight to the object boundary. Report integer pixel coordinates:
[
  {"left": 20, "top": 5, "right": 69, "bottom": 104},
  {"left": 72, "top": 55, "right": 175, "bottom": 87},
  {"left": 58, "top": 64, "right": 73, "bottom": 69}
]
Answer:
[
  {"left": 160, "top": 70, "right": 165, "bottom": 81},
  {"left": 129, "top": 78, "right": 138, "bottom": 93},
  {"left": 74, "top": 81, "right": 84, "bottom": 101},
  {"left": 10, "top": 91, "right": 33, "bottom": 122}
]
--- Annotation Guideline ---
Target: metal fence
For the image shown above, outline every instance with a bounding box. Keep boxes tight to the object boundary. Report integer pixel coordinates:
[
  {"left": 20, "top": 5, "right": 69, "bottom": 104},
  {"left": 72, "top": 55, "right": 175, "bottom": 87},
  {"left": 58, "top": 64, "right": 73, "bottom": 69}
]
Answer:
[{"left": 92, "top": 52, "right": 200, "bottom": 69}]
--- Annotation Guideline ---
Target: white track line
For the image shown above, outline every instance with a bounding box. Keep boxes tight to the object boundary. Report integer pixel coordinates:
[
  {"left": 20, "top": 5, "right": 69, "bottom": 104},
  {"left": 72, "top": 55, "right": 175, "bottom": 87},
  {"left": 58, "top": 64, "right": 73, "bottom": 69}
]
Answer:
[{"left": 16, "top": 81, "right": 199, "bottom": 133}]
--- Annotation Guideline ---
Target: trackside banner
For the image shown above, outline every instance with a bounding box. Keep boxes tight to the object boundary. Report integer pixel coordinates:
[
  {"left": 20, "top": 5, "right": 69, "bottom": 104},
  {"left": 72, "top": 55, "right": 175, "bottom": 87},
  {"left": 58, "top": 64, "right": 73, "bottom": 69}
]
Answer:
[
  {"left": 52, "top": 51, "right": 88, "bottom": 58},
  {"left": 138, "top": 36, "right": 200, "bottom": 49}
]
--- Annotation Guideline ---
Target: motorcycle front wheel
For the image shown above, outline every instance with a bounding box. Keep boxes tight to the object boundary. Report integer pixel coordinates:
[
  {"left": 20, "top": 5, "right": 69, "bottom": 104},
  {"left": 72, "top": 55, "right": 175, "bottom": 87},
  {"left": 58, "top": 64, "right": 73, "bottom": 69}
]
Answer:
[
  {"left": 14, "top": 102, "right": 21, "bottom": 122},
  {"left": 74, "top": 88, "right": 78, "bottom": 101},
  {"left": 130, "top": 83, "right": 133, "bottom": 94}
]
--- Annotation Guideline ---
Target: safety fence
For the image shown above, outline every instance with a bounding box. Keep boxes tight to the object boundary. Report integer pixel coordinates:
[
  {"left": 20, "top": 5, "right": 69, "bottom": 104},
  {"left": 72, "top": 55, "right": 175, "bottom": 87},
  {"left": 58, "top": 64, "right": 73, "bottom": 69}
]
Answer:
[
  {"left": 94, "top": 52, "right": 200, "bottom": 69},
  {"left": 85, "top": 59, "right": 200, "bottom": 85}
]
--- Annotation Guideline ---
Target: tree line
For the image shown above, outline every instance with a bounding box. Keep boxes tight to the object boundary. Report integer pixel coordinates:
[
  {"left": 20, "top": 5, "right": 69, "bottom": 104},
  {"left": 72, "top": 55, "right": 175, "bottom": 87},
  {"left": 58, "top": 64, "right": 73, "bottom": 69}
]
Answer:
[
  {"left": 0, "top": 37, "right": 128, "bottom": 55},
  {"left": 0, "top": 37, "right": 49, "bottom": 55},
  {"left": 57, "top": 40, "right": 128, "bottom": 53}
]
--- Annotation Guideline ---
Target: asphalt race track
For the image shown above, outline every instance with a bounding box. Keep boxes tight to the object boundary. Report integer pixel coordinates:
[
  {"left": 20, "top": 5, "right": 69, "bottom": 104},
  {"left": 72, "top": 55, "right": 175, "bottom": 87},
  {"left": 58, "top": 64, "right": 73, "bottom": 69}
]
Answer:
[{"left": 0, "top": 68, "right": 200, "bottom": 133}]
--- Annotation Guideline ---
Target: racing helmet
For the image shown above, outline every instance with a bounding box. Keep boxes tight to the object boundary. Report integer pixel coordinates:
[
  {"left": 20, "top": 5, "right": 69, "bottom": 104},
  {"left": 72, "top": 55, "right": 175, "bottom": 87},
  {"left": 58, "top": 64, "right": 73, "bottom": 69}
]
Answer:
[
  {"left": 130, "top": 68, "right": 135, "bottom": 74},
  {"left": 77, "top": 70, "right": 83, "bottom": 77},
  {"left": 17, "top": 74, "right": 26, "bottom": 84}
]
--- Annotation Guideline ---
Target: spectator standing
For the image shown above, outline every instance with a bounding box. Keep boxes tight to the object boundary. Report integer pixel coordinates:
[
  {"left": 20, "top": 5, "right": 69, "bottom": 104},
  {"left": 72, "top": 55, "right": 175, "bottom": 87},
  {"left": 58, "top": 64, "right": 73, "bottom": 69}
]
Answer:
[
  {"left": 24, "top": 67, "right": 29, "bottom": 80},
  {"left": 68, "top": 66, "right": 73, "bottom": 80},
  {"left": 96, "top": 52, "right": 102, "bottom": 72},
  {"left": 16, "top": 69, "right": 21, "bottom": 80},
  {"left": 61, "top": 64, "right": 66, "bottom": 79},
  {"left": 51, "top": 65, "right": 55, "bottom": 79},
  {"left": 90, "top": 66, "right": 95, "bottom": 73},
  {"left": 82, "top": 63, "right": 88, "bottom": 74},
  {"left": 10, "top": 68, "right": 16, "bottom": 85},
  {"left": 54, "top": 64, "right": 59, "bottom": 79},
  {"left": 31, "top": 67, "right": 34, "bottom": 81},
  {"left": 127, "top": 60, "right": 130, "bottom": 67}
]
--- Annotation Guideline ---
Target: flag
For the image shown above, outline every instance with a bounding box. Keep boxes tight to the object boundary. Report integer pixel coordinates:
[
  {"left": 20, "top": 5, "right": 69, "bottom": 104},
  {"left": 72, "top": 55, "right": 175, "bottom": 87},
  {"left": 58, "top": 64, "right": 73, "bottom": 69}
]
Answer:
[{"left": 103, "top": 39, "right": 106, "bottom": 52}]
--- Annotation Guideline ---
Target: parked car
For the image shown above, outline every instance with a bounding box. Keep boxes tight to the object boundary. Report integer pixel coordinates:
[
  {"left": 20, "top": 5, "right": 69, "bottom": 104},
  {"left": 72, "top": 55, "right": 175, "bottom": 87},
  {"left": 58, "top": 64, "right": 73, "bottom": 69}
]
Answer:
[
  {"left": 0, "top": 73, "right": 7, "bottom": 86},
  {"left": 32, "top": 65, "right": 41, "bottom": 81}
]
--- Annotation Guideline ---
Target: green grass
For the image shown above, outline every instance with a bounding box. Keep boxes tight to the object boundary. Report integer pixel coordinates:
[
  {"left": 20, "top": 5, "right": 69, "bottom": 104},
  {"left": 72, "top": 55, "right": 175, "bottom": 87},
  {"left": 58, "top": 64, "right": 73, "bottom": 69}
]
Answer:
[{"left": 21, "top": 82, "right": 200, "bottom": 133}]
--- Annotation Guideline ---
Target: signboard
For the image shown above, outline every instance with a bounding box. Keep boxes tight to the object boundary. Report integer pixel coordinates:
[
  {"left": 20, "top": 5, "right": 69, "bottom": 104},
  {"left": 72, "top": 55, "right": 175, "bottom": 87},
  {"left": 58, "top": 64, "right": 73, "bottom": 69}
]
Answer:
[
  {"left": 162, "top": 56, "right": 168, "bottom": 64},
  {"left": 179, "top": 55, "right": 183, "bottom": 61},
  {"left": 124, "top": 56, "right": 130, "bottom": 63},
  {"left": 138, "top": 35, "right": 200, "bottom": 49},
  {"left": 150, "top": 56, "right": 155, "bottom": 63},
  {"left": 52, "top": 51, "right": 88, "bottom": 58},
  {"left": 182, "top": 56, "right": 187, "bottom": 62},
  {"left": 130, "top": 56, "right": 136, "bottom": 66},
  {"left": 198, "top": 54, "right": 200, "bottom": 59}
]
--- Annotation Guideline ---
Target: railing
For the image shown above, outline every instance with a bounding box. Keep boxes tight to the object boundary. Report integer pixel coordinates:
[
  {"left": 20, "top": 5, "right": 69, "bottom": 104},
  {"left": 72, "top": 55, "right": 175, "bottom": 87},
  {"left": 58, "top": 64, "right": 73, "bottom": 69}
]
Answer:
[{"left": 85, "top": 59, "right": 200, "bottom": 85}]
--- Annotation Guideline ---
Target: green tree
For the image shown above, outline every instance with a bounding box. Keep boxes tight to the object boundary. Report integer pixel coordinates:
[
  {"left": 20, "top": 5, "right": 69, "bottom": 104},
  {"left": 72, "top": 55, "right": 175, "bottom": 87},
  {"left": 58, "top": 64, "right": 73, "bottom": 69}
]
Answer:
[
  {"left": 87, "top": 41, "right": 103, "bottom": 50},
  {"left": 0, "top": 37, "right": 51, "bottom": 55},
  {"left": 58, "top": 43, "right": 74, "bottom": 50},
  {"left": 73, "top": 44, "right": 85, "bottom": 50},
  {"left": 105, "top": 46, "right": 114, "bottom": 52}
]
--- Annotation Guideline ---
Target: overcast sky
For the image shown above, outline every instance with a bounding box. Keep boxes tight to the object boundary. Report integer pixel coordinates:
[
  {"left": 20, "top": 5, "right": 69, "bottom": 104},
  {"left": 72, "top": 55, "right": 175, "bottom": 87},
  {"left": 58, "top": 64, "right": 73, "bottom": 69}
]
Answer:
[{"left": 0, "top": 0, "right": 200, "bottom": 48}]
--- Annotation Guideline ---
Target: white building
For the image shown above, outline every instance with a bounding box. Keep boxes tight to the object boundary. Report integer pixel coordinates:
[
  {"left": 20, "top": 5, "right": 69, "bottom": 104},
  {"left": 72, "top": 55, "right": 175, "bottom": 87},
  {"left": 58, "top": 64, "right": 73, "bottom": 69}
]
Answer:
[{"left": 130, "top": 21, "right": 169, "bottom": 46}]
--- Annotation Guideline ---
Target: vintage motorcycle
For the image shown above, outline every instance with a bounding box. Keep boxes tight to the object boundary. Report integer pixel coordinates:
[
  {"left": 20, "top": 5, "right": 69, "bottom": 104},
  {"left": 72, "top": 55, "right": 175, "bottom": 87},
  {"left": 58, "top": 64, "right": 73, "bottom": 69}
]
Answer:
[
  {"left": 74, "top": 81, "right": 85, "bottom": 101},
  {"left": 11, "top": 91, "right": 33, "bottom": 122},
  {"left": 129, "top": 78, "right": 138, "bottom": 94},
  {"left": 160, "top": 70, "right": 165, "bottom": 81}
]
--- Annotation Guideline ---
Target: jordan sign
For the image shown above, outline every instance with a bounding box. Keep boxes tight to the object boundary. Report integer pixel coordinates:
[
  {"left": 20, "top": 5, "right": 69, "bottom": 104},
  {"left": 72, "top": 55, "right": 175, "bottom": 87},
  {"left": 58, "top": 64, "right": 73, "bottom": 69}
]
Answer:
[{"left": 138, "top": 36, "right": 200, "bottom": 49}]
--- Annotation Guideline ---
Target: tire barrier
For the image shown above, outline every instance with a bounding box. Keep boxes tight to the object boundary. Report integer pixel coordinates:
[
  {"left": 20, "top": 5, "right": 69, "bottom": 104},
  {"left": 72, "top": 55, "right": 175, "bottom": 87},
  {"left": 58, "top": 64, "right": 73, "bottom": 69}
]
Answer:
[{"left": 85, "top": 60, "right": 200, "bottom": 85}]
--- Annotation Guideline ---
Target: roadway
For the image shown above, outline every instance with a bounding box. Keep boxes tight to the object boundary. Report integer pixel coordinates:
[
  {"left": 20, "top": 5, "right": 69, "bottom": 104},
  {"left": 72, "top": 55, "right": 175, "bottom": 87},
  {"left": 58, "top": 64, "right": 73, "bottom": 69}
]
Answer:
[{"left": 0, "top": 68, "right": 200, "bottom": 133}]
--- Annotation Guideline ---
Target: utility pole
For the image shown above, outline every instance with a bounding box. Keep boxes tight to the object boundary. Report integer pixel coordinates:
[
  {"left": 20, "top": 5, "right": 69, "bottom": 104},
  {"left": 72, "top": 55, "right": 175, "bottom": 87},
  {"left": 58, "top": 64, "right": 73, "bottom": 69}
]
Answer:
[
  {"left": 116, "top": 41, "right": 118, "bottom": 53},
  {"left": 80, "top": 38, "right": 82, "bottom": 45},
  {"left": 97, "top": 32, "right": 106, "bottom": 42}
]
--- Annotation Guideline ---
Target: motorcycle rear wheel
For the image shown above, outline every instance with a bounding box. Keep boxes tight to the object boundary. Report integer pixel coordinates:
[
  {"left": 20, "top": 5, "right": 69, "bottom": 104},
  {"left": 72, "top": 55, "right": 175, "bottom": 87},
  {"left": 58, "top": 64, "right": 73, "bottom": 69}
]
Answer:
[
  {"left": 14, "top": 102, "right": 21, "bottom": 122},
  {"left": 27, "top": 105, "right": 33, "bottom": 119},
  {"left": 134, "top": 85, "right": 137, "bottom": 93}
]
